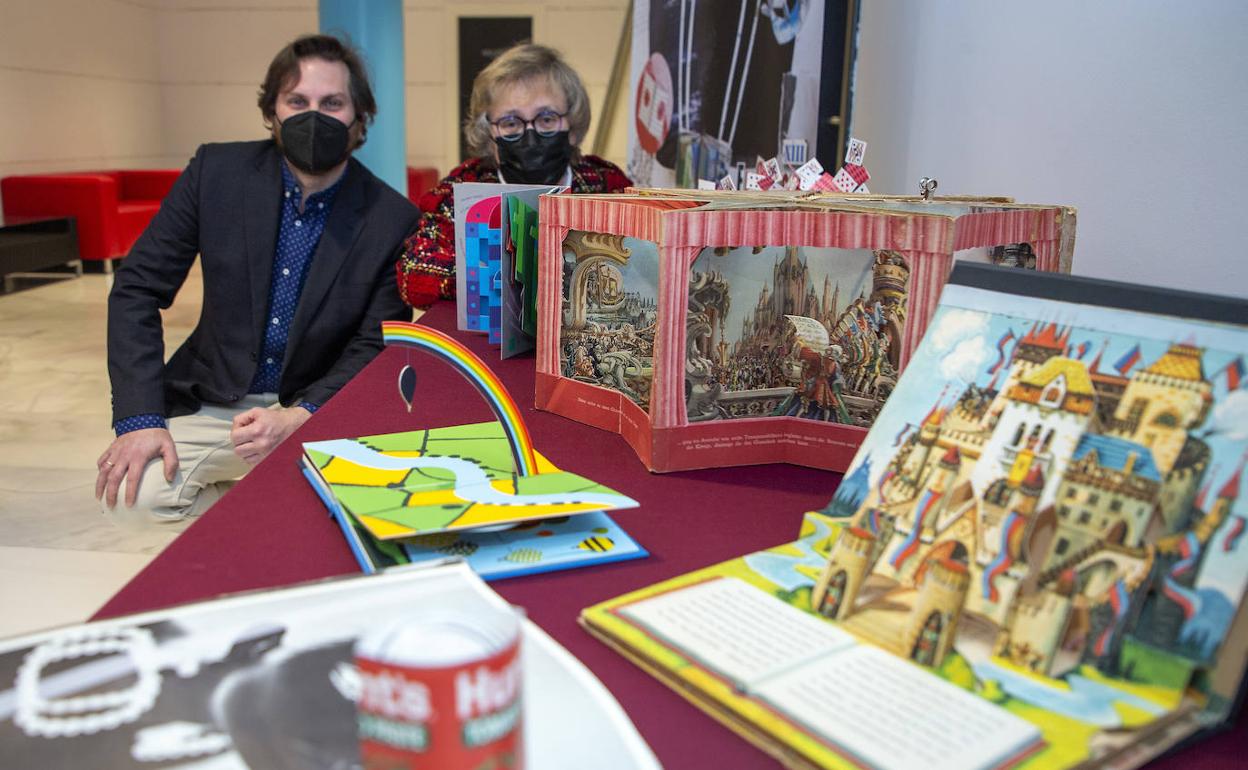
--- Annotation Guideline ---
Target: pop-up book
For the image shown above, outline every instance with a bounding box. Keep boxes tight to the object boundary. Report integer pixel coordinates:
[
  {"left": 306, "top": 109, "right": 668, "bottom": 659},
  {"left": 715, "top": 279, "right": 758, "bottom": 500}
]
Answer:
[
  {"left": 304, "top": 459, "right": 647, "bottom": 578},
  {"left": 302, "top": 322, "right": 641, "bottom": 575},
  {"left": 454, "top": 182, "right": 562, "bottom": 355},
  {"left": 535, "top": 190, "right": 1076, "bottom": 472},
  {"left": 303, "top": 420, "right": 635, "bottom": 540},
  {"left": 581, "top": 263, "right": 1248, "bottom": 769}
]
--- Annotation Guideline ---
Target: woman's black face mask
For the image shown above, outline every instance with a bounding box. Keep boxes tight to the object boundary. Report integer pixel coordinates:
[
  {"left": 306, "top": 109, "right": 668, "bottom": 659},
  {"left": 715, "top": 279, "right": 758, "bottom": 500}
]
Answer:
[
  {"left": 279, "top": 111, "right": 353, "bottom": 175},
  {"left": 495, "top": 129, "right": 572, "bottom": 185}
]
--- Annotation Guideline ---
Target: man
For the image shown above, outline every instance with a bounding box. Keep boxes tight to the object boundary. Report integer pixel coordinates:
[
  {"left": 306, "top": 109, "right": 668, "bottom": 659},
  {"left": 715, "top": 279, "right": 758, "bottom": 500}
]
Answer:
[{"left": 97, "top": 34, "right": 419, "bottom": 528}]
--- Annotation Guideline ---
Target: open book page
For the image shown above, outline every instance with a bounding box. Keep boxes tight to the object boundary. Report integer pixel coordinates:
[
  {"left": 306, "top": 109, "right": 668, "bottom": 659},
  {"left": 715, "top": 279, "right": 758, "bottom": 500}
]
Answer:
[
  {"left": 616, "top": 576, "right": 1040, "bottom": 770},
  {"left": 752, "top": 645, "right": 1041, "bottom": 770},
  {"left": 619, "top": 577, "right": 856, "bottom": 688},
  {"left": 582, "top": 514, "right": 1222, "bottom": 769}
]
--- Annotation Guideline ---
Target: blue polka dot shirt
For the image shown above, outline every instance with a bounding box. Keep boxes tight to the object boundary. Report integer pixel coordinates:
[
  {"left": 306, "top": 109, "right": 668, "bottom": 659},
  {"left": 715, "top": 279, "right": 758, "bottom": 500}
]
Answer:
[{"left": 114, "top": 163, "right": 336, "bottom": 436}]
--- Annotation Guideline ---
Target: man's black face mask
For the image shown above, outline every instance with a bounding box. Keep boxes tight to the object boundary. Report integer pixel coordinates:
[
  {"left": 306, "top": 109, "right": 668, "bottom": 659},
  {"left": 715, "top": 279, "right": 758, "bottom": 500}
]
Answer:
[
  {"left": 279, "top": 111, "right": 353, "bottom": 175},
  {"left": 495, "top": 129, "right": 572, "bottom": 185}
]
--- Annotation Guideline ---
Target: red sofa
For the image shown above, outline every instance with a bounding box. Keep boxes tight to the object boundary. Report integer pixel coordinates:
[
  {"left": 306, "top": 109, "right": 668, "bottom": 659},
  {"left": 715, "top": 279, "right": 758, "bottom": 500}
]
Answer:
[
  {"left": 1, "top": 170, "right": 180, "bottom": 270},
  {"left": 406, "top": 166, "right": 440, "bottom": 210}
]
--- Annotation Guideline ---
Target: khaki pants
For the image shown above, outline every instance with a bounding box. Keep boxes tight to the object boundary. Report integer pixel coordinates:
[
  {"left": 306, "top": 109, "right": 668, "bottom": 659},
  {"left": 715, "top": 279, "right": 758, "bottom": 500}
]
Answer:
[{"left": 102, "top": 394, "right": 280, "bottom": 530}]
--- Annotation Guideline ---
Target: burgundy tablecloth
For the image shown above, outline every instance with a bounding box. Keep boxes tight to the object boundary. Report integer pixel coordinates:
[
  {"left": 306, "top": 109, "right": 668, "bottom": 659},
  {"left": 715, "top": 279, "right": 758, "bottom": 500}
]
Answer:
[{"left": 95, "top": 301, "right": 1245, "bottom": 769}]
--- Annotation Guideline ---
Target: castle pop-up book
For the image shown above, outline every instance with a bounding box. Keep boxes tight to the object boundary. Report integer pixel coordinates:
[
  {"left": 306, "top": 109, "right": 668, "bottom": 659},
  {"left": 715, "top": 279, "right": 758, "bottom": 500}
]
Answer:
[
  {"left": 535, "top": 190, "right": 1076, "bottom": 472},
  {"left": 582, "top": 263, "right": 1248, "bottom": 769}
]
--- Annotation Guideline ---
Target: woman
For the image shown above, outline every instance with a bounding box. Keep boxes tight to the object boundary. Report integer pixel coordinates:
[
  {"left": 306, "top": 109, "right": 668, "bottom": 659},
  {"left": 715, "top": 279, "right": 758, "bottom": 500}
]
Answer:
[{"left": 396, "top": 43, "right": 632, "bottom": 308}]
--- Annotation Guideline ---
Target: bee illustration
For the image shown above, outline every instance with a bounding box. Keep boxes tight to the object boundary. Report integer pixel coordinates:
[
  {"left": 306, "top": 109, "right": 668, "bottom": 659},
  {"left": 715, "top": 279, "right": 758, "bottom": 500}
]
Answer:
[{"left": 578, "top": 536, "right": 615, "bottom": 552}]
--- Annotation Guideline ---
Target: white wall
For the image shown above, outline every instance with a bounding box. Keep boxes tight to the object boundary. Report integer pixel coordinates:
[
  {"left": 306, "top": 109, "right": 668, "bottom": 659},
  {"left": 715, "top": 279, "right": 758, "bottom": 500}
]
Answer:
[
  {"left": 851, "top": 1, "right": 1248, "bottom": 298},
  {"left": 0, "top": 0, "right": 631, "bottom": 208},
  {"left": 154, "top": 0, "right": 317, "bottom": 163},
  {"left": 151, "top": 0, "right": 633, "bottom": 174},
  {"left": 0, "top": 0, "right": 169, "bottom": 183}
]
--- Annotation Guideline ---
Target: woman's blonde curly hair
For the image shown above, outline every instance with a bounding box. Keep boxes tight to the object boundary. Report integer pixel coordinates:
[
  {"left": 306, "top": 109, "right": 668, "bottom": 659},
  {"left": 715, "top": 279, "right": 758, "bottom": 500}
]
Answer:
[{"left": 462, "top": 43, "right": 590, "bottom": 164}]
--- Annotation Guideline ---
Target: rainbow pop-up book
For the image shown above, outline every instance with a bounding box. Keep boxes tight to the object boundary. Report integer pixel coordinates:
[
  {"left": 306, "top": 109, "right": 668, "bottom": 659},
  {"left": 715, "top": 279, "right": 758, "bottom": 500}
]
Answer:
[
  {"left": 302, "top": 322, "right": 642, "bottom": 576},
  {"left": 535, "top": 189, "right": 1076, "bottom": 473}
]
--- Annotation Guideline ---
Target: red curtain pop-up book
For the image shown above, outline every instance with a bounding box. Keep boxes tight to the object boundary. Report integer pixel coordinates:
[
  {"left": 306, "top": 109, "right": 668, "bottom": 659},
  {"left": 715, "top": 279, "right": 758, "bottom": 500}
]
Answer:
[{"left": 536, "top": 191, "right": 1076, "bottom": 473}]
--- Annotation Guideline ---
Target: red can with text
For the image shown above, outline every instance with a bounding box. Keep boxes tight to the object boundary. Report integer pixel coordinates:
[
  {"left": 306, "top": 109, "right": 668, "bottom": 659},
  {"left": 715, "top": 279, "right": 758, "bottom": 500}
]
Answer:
[{"left": 354, "top": 608, "right": 523, "bottom": 770}]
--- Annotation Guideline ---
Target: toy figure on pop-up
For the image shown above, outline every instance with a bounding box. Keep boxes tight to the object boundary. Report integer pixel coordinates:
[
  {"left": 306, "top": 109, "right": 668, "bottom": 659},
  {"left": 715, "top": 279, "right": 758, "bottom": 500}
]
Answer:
[
  {"left": 581, "top": 264, "right": 1248, "bottom": 770},
  {"left": 302, "top": 322, "right": 644, "bottom": 577}
]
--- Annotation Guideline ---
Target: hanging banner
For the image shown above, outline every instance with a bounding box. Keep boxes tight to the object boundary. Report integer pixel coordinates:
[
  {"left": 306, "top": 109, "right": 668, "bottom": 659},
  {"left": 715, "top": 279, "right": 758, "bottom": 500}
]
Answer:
[{"left": 628, "top": 0, "right": 827, "bottom": 188}]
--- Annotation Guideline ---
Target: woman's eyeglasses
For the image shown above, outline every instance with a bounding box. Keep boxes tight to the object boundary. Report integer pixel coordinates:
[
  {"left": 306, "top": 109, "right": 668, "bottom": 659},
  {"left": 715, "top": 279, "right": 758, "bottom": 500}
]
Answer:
[{"left": 489, "top": 111, "right": 566, "bottom": 141}]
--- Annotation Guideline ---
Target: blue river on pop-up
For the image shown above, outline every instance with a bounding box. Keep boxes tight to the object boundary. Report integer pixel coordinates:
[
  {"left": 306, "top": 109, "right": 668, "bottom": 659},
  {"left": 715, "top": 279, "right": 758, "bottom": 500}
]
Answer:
[{"left": 313, "top": 439, "right": 636, "bottom": 509}]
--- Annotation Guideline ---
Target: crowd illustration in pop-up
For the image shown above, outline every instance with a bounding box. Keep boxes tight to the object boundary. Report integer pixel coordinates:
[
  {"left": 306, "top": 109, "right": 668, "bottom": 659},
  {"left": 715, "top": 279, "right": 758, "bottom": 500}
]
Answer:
[
  {"left": 706, "top": 247, "right": 908, "bottom": 426},
  {"left": 558, "top": 228, "right": 913, "bottom": 427},
  {"left": 813, "top": 313, "right": 1248, "bottom": 700},
  {"left": 559, "top": 232, "right": 660, "bottom": 409}
]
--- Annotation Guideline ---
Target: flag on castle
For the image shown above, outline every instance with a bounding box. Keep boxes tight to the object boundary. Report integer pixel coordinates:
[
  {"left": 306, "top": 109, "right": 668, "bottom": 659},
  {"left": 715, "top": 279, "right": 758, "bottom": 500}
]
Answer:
[{"left": 1114, "top": 344, "right": 1142, "bottom": 375}]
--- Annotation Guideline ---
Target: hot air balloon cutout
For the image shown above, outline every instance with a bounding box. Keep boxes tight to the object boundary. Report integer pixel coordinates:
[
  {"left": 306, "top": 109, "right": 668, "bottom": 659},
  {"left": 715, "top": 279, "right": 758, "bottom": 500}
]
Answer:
[
  {"left": 301, "top": 322, "right": 637, "bottom": 541},
  {"left": 397, "top": 362, "right": 417, "bottom": 413}
]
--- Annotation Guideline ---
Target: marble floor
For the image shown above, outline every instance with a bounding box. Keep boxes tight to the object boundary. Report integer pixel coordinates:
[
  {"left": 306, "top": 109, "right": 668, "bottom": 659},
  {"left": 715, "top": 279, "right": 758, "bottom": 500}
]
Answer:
[{"left": 0, "top": 266, "right": 203, "bottom": 639}]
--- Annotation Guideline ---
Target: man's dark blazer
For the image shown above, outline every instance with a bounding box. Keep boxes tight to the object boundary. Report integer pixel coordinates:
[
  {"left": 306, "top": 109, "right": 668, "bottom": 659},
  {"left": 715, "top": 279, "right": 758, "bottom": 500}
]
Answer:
[{"left": 108, "top": 140, "right": 420, "bottom": 423}]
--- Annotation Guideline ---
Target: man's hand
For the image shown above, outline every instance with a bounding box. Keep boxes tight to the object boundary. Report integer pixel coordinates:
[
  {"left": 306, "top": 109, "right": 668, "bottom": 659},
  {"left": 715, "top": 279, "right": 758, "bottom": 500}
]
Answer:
[
  {"left": 96, "top": 428, "right": 178, "bottom": 508},
  {"left": 231, "top": 406, "right": 312, "bottom": 465}
]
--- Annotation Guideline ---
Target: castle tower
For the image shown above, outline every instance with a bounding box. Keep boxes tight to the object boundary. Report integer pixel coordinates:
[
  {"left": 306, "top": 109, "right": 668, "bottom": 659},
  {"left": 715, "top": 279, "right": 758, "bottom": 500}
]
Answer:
[
  {"left": 979, "top": 322, "right": 1071, "bottom": 430},
  {"left": 1045, "top": 434, "right": 1163, "bottom": 572},
  {"left": 901, "top": 400, "right": 945, "bottom": 486},
  {"left": 1134, "top": 459, "right": 1241, "bottom": 659},
  {"left": 1110, "top": 343, "right": 1212, "bottom": 474},
  {"left": 772, "top": 247, "right": 808, "bottom": 317},
  {"left": 904, "top": 557, "right": 971, "bottom": 667},
  {"left": 1011, "top": 465, "right": 1045, "bottom": 517},
  {"left": 935, "top": 445, "right": 962, "bottom": 492},
  {"left": 1085, "top": 341, "right": 1129, "bottom": 428},
  {"left": 1012, "top": 322, "right": 1070, "bottom": 368},
  {"left": 866, "top": 252, "right": 909, "bottom": 370},
  {"left": 926, "top": 446, "right": 963, "bottom": 538},
  {"left": 813, "top": 527, "right": 876, "bottom": 620},
  {"left": 919, "top": 402, "right": 945, "bottom": 444},
  {"left": 1199, "top": 460, "right": 1241, "bottom": 541},
  {"left": 995, "top": 579, "right": 1075, "bottom": 676},
  {"left": 825, "top": 456, "right": 873, "bottom": 518},
  {"left": 978, "top": 465, "right": 1045, "bottom": 603},
  {"left": 868, "top": 251, "right": 909, "bottom": 306},
  {"left": 971, "top": 357, "right": 1096, "bottom": 511},
  {"left": 1155, "top": 436, "right": 1212, "bottom": 536}
]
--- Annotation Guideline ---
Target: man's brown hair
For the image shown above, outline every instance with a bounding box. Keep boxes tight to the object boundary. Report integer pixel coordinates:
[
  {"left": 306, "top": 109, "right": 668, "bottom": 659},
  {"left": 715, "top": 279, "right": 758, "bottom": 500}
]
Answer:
[{"left": 257, "top": 34, "right": 377, "bottom": 147}]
